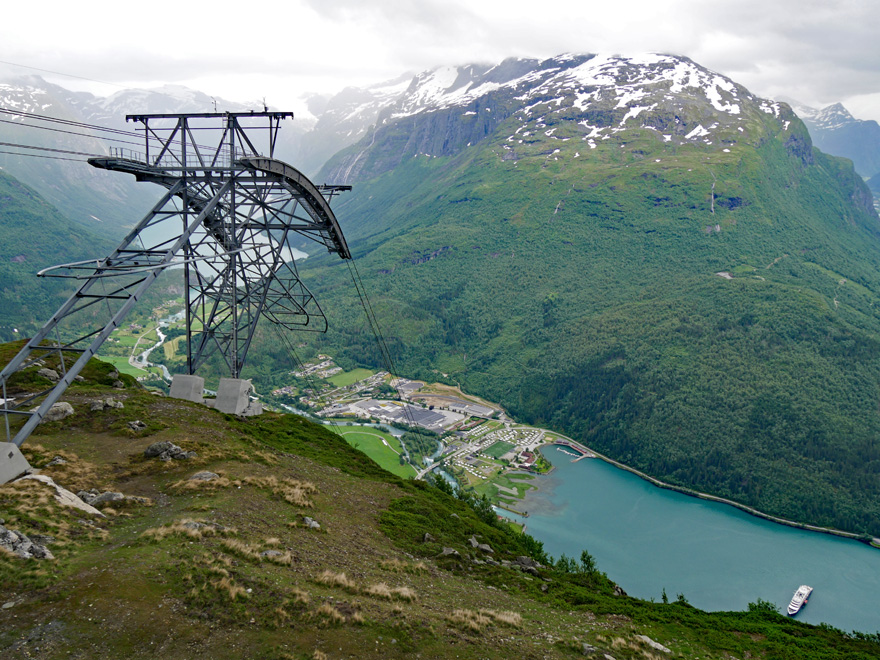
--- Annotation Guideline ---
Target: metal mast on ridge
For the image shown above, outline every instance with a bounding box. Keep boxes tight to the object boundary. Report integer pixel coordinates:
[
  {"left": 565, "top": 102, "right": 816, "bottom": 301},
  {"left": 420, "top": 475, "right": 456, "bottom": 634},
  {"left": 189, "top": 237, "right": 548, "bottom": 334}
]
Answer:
[{"left": 0, "top": 111, "right": 351, "bottom": 449}]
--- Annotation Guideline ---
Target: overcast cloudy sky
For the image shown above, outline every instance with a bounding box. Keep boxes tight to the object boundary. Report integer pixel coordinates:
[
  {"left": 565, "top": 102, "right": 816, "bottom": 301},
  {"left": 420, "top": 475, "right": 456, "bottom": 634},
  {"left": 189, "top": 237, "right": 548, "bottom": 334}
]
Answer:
[{"left": 2, "top": 0, "right": 879, "bottom": 121}]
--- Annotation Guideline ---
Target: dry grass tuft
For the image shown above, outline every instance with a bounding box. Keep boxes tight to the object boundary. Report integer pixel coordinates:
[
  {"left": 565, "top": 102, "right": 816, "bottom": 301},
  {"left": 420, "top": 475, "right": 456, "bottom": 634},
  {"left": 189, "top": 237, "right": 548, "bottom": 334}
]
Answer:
[
  {"left": 219, "top": 538, "right": 262, "bottom": 561},
  {"left": 142, "top": 519, "right": 228, "bottom": 541},
  {"left": 392, "top": 586, "right": 418, "bottom": 602},
  {"left": 169, "top": 476, "right": 235, "bottom": 492},
  {"left": 312, "top": 650, "right": 329, "bottom": 660},
  {"left": 448, "top": 609, "right": 492, "bottom": 632},
  {"left": 363, "top": 582, "right": 418, "bottom": 601},
  {"left": 314, "top": 603, "right": 346, "bottom": 625},
  {"left": 272, "top": 589, "right": 312, "bottom": 627},
  {"left": 481, "top": 609, "right": 522, "bottom": 627},
  {"left": 0, "top": 478, "right": 54, "bottom": 518},
  {"left": 193, "top": 551, "right": 234, "bottom": 569},
  {"left": 264, "top": 550, "right": 294, "bottom": 566},
  {"left": 379, "top": 558, "right": 429, "bottom": 574},
  {"left": 263, "top": 537, "right": 281, "bottom": 546},
  {"left": 314, "top": 569, "right": 357, "bottom": 591},
  {"left": 25, "top": 449, "right": 103, "bottom": 493},
  {"left": 243, "top": 475, "right": 316, "bottom": 507},
  {"left": 253, "top": 450, "right": 278, "bottom": 464},
  {"left": 212, "top": 576, "right": 248, "bottom": 601},
  {"left": 363, "top": 581, "right": 393, "bottom": 599}
]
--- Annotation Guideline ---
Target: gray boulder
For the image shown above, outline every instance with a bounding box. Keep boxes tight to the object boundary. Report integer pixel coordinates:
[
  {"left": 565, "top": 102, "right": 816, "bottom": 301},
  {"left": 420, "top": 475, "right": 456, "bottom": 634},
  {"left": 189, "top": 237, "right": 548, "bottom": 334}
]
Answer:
[
  {"left": 422, "top": 532, "right": 435, "bottom": 543},
  {"left": 37, "top": 368, "right": 60, "bottom": 382},
  {"left": 76, "top": 490, "right": 124, "bottom": 506},
  {"left": 0, "top": 524, "right": 54, "bottom": 560},
  {"left": 303, "top": 516, "right": 321, "bottom": 530},
  {"left": 189, "top": 471, "right": 219, "bottom": 481},
  {"left": 15, "top": 475, "right": 104, "bottom": 517},
  {"left": 30, "top": 402, "right": 74, "bottom": 423},
  {"left": 516, "top": 556, "right": 540, "bottom": 568},
  {"left": 91, "top": 398, "right": 125, "bottom": 411},
  {"left": 92, "top": 492, "right": 125, "bottom": 506},
  {"left": 144, "top": 441, "right": 195, "bottom": 461},
  {"left": 127, "top": 420, "right": 147, "bottom": 431},
  {"left": 635, "top": 635, "right": 671, "bottom": 654},
  {"left": 439, "top": 547, "right": 460, "bottom": 558}
]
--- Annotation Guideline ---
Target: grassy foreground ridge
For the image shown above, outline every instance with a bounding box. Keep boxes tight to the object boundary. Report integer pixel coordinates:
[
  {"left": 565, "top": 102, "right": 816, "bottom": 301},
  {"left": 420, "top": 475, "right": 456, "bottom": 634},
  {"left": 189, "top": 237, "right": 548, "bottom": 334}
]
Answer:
[{"left": 1, "top": 351, "right": 879, "bottom": 658}]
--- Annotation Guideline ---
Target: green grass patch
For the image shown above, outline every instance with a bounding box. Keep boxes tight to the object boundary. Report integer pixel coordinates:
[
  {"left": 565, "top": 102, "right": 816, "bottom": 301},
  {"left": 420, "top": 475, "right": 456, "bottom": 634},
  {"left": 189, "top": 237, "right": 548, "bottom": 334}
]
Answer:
[
  {"left": 328, "top": 368, "right": 375, "bottom": 387},
  {"left": 336, "top": 428, "right": 416, "bottom": 479},
  {"left": 96, "top": 355, "right": 147, "bottom": 377},
  {"left": 474, "top": 471, "right": 536, "bottom": 502},
  {"left": 483, "top": 441, "right": 515, "bottom": 459},
  {"left": 163, "top": 336, "right": 184, "bottom": 360},
  {"left": 113, "top": 334, "right": 141, "bottom": 347}
]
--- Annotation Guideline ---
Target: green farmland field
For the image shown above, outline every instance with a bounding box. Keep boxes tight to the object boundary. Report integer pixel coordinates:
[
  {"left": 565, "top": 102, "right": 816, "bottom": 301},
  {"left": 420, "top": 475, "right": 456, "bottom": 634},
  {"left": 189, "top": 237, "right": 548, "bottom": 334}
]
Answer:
[
  {"left": 328, "top": 368, "right": 375, "bottom": 387},
  {"left": 336, "top": 428, "right": 416, "bottom": 479},
  {"left": 484, "top": 441, "right": 515, "bottom": 459}
]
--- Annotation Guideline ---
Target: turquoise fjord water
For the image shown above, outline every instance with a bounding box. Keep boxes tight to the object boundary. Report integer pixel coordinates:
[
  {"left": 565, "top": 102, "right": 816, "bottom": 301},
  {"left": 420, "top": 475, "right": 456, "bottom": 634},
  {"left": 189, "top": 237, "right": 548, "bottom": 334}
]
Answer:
[{"left": 508, "top": 447, "right": 880, "bottom": 634}]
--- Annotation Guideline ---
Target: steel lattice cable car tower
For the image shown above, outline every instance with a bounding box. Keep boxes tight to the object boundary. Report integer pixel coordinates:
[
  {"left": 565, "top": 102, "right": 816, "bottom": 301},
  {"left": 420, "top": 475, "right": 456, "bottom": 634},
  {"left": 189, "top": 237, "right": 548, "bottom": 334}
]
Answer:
[{"left": 0, "top": 111, "right": 351, "bottom": 449}]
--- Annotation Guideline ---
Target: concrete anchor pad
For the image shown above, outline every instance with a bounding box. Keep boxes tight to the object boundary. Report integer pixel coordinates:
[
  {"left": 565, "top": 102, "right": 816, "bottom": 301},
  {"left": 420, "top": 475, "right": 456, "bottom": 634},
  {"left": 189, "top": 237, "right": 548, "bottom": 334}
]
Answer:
[
  {"left": 169, "top": 375, "right": 205, "bottom": 404},
  {"left": 0, "top": 443, "right": 32, "bottom": 485},
  {"left": 215, "top": 378, "right": 258, "bottom": 416}
]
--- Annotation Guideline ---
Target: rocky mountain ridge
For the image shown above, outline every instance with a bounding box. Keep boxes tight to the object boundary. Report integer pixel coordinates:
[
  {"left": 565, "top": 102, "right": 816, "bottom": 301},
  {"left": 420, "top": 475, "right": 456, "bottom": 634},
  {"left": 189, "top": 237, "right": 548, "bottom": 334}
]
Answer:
[
  {"left": 787, "top": 98, "right": 880, "bottom": 179},
  {"left": 319, "top": 52, "right": 813, "bottom": 187}
]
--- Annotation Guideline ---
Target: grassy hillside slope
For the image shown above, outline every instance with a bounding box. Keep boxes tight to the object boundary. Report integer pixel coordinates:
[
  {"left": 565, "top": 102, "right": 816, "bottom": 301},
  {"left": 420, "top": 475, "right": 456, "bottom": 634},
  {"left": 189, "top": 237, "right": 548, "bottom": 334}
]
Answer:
[{"left": 1, "top": 349, "right": 878, "bottom": 658}]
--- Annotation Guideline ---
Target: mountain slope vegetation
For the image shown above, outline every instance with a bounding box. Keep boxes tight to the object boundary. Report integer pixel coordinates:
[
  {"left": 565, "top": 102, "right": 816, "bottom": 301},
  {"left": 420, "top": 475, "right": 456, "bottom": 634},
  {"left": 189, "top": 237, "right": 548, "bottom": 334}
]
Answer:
[
  {"left": 288, "top": 54, "right": 880, "bottom": 537},
  {"left": 1, "top": 351, "right": 878, "bottom": 658},
  {"left": 0, "top": 169, "right": 116, "bottom": 341}
]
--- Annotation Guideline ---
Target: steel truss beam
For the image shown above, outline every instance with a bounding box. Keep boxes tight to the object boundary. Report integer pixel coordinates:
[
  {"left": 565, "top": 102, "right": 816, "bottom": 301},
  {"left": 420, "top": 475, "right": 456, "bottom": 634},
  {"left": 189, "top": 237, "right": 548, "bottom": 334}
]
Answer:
[{"left": 1, "top": 112, "right": 350, "bottom": 447}]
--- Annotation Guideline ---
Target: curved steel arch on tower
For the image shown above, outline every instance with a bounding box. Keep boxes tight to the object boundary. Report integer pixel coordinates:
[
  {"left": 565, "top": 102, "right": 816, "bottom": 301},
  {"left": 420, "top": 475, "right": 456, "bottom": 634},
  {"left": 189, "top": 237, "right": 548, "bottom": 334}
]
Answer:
[{"left": 0, "top": 111, "right": 351, "bottom": 449}]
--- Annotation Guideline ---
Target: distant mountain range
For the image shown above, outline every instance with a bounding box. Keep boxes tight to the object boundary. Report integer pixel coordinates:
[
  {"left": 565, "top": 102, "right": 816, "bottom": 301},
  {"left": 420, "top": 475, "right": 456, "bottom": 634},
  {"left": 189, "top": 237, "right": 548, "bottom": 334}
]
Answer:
[
  {"left": 3, "top": 55, "right": 880, "bottom": 536},
  {"left": 288, "top": 52, "right": 880, "bottom": 536},
  {"left": 786, "top": 99, "right": 880, "bottom": 184}
]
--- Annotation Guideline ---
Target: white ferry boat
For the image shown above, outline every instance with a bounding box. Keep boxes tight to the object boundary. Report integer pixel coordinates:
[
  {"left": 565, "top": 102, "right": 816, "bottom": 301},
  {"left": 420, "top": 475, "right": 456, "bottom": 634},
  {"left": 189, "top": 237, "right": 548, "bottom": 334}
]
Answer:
[{"left": 787, "top": 585, "right": 813, "bottom": 615}]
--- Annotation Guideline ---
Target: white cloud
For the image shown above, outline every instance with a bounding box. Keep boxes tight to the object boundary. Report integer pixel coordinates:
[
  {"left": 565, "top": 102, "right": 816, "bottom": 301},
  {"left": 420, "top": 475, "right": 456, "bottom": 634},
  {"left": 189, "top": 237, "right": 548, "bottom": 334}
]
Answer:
[{"left": 1, "top": 0, "right": 879, "bottom": 120}]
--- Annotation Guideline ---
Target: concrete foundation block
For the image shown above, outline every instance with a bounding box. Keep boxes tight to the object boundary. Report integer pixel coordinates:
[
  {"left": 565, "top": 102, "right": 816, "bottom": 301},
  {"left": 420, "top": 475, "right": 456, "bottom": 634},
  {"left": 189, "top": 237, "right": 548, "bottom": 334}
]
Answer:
[
  {"left": 169, "top": 375, "right": 205, "bottom": 404},
  {"left": 241, "top": 400, "right": 263, "bottom": 417},
  {"left": 0, "top": 443, "right": 32, "bottom": 485},
  {"left": 214, "top": 378, "right": 253, "bottom": 416}
]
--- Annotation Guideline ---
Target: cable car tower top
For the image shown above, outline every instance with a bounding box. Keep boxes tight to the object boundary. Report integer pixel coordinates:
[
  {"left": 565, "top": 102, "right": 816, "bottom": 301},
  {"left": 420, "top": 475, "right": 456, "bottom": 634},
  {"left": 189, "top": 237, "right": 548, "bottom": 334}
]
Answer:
[{"left": 0, "top": 110, "right": 351, "bottom": 449}]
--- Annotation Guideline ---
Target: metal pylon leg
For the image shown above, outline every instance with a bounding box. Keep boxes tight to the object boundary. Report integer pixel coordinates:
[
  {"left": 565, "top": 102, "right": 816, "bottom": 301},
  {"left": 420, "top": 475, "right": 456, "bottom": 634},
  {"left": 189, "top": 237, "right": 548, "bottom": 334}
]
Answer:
[{"left": 0, "top": 179, "right": 233, "bottom": 446}]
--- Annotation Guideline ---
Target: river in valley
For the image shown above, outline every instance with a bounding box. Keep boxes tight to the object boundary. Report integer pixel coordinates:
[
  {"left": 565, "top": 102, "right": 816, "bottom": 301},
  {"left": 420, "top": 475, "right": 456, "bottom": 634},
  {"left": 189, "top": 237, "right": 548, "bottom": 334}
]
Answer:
[{"left": 504, "top": 446, "right": 880, "bottom": 634}]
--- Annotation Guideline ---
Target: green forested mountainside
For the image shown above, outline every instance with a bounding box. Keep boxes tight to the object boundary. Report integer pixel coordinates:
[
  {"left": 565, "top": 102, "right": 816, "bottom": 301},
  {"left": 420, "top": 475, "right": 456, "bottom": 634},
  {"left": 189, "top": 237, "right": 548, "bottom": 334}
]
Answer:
[
  {"left": 0, "top": 170, "right": 115, "bottom": 341},
  {"left": 286, "top": 79, "right": 880, "bottom": 537}
]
